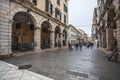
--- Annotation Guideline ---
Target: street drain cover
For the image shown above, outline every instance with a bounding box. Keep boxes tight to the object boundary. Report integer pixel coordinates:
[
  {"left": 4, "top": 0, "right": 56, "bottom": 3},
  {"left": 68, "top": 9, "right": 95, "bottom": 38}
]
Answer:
[
  {"left": 66, "top": 70, "right": 88, "bottom": 78},
  {"left": 18, "top": 64, "right": 32, "bottom": 69}
]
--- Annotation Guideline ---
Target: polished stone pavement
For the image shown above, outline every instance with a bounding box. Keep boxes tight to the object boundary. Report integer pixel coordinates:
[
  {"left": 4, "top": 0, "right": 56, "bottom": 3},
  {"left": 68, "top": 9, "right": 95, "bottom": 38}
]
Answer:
[
  {"left": 3, "top": 48, "right": 120, "bottom": 80},
  {"left": 0, "top": 61, "right": 53, "bottom": 80}
]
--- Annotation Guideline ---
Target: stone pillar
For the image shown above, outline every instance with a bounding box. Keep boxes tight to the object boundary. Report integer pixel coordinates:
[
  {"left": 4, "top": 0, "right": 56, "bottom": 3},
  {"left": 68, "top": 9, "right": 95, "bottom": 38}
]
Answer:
[
  {"left": 8, "top": 20, "right": 13, "bottom": 54},
  {"left": 50, "top": 31, "right": 55, "bottom": 48},
  {"left": 34, "top": 27, "right": 41, "bottom": 52},
  {"left": 60, "top": 33, "right": 63, "bottom": 46},
  {"left": 0, "top": 19, "right": 13, "bottom": 54},
  {"left": 0, "top": 19, "right": 13, "bottom": 55},
  {"left": 65, "top": 35, "right": 68, "bottom": 46},
  {"left": 98, "top": 33, "right": 102, "bottom": 48},
  {"left": 106, "top": 27, "right": 114, "bottom": 50},
  {"left": 101, "top": 31, "right": 106, "bottom": 48},
  {"left": 116, "top": 20, "right": 120, "bottom": 50},
  {"left": 56, "top": 34, "right": 59, "bottom": 45},
  {"left": 0, "top": 0, "right": 11, "bottom": 55}
]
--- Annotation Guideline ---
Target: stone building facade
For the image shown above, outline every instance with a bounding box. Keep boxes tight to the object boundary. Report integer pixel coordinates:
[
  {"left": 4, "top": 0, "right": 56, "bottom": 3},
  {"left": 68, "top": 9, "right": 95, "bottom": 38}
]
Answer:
[
  {"left": 92, "top": 7, "right": 99, "bottom": 47},
  {"left": 0, "top": 0, "right": 69, "bottom": 55},
  {"left": 68, "top": 25, "right": 82, "bottom": 44},
  {"left": 97, "top": 0, "right": 120, "bottom": 51},
  {"left": 78, "top": 29, "right": 89, "bottom": 44}
]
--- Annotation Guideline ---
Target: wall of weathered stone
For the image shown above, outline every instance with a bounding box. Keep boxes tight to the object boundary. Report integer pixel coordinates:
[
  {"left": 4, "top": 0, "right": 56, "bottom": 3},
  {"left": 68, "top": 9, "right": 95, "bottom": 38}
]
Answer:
[
  {"left": 0, "top": 0, "right": 11, "bottom": 54},
  {"left": 117, "top": 20, "right": 120, "bottom": 50}
]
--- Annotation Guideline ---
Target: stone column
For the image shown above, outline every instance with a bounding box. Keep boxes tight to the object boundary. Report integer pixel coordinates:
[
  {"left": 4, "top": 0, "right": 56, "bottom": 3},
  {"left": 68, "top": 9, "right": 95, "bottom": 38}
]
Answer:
[
  {"left": 66, "top": 34, "right": 68, "bottom": 46},
  {"left": 56, "top": 34, "right": 59, "bottom": 45},
  {"left": 50, "top": 31, "right": 55, "bottom": 48},
  {"left": 102, "top": 31, "right": 106, "bottom": 48},
  {"left": 60, "top": 33, "right": 63, "bottom": 46},
  {"left": 106, "top": 27, "right": 114, "bottom": 50},
  {"left": 34, "top": 27, "right": 41, "bottom": 52},
  {"left": 117, "top": 20, "right": 120, "bottom": 50},
  {"left": 8, "top": 20, "right": 13, "bottom": 54},
  {"left": 0, "top": 19, "right": 13, "bottom": 55},
  {"left": 98, "top": 33, "right": 101, "bottom": 48}
]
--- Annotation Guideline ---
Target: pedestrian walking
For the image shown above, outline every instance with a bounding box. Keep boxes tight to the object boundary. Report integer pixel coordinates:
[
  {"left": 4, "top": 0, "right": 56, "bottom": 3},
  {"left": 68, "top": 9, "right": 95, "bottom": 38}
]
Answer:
[
  {"left": 68, "top": 42, "right": 71, "bottom": 50},
  {"left": 58, "top": 41, "right": 61, "bottom": 50},
  {"left": 75, "top": 43, "right": 79, "bottom": 50},
  {"left": 87, "top": 43, "right": 90, "bottom": 49},
  {"left": 68, "top": 42, "right": 72, "bottom": 50},
  {"left": 71, "top": 44, "right": 73, "bottom": 50},
  {"left": 90, "top": 42, "right": 93, "bottom": 49},
  {"left": 79, "top": 43, "right": 82, "bottom": 50}
]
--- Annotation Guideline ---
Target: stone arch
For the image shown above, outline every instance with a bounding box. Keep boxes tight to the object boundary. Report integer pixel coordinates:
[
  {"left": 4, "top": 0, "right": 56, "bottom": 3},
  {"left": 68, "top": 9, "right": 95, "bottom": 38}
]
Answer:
[
  {"left": 38, "top": 17, "right": 47, "bottom": 27},
  {"left": 12, "top": 11, "right": 36, "bottom": 51},
  {"left": 48, "top": 21, "right": 56, "bottom": 31},
  {"left": 41, "top": 21, "right": 52, "bottom": 30},
  {"left": 63, "top": 29, "right": 67, "bottom": 46},
  {"left": 55, "top": 26, "right": 61, "bottom": 33},
  {"left": 41, "top": 21, "right": 52, "bottom": 49},
  {"left": 54, "top": 26, "right": 61, "bottom": 47},
  {"left": 10, "top": 7, "right": 37, "bottom": 25}
]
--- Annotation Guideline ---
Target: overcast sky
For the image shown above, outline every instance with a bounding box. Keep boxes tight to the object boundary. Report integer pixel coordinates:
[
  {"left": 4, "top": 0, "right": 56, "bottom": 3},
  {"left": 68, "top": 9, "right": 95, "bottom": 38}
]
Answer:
[{"left": 68, "top": 0, "right": 97, "bottom": 37}]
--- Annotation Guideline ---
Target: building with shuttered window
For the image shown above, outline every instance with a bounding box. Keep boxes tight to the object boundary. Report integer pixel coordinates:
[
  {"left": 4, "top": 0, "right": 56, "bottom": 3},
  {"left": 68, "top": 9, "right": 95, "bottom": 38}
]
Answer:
[
  {"left": 96, "top": 0, "right": 120, "bottom": 51},
  {"left": 0, "top": 0, "right": 69, "bottom": 56}
]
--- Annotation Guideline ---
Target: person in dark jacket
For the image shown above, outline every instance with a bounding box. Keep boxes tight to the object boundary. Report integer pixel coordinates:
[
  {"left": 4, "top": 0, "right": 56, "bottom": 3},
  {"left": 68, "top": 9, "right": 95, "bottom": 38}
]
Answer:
[{"left": 75, "top": 43, "right": 79, "bottom": 50}]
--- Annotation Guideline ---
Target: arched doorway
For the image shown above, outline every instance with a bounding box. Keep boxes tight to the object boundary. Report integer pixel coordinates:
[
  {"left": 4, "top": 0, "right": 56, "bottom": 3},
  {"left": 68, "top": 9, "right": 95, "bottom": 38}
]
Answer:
[
  {"left": 12, "top": 12, "right": 35, "bottom": 52},
  {"left": 55, "top": 26, "right": 61, "bottom": 47},
  {"left": 63, "top": 29, "right": 67, "bottom": 46},
  {"left": 41, "top": 21, "right": 51, "bottom": 49}
]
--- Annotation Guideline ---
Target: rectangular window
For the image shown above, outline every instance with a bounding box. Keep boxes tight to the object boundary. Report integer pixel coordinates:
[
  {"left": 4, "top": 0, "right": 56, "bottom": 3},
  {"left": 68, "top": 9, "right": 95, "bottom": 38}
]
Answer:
[
  {"left": 29, "top": 0, "right": 37, "bottom": 5},
  {"left": 55, "top": 8, "right": 57, "bottom": 18},
  {"left": 57, "top": 0, "right": 60, "bottom": 5},
  {"left": 16, "top": 23, "right": 21, "bottom": 29},
  {"left": 32, "top": 0, "right": 37, "bottom": 5},
  {"left": 45, "top": 0, "right": 49, "bottom": 12},
  {"left": 64, "top": 4, "right": 66, "bottom": 12},
  {"left": 50, "top": 4, "right": 53, "bottom": 15},
  {"left": 64, "top": 3, "right": 67, "bottom": 13},
  {"left": 55, "top": 8, "right": 61, "bottom": 20},
  {"left": 60, "top": 12, "right": 62, "bottom": 20},
  {"left": 64, "top": 15, "right": 66, "bottom": 24},
  {"left": 45, "top": 0, "right": 53, "bottom": 15},
  {"left": 66, "top": 6, "right": 68, "bottom": 13}
]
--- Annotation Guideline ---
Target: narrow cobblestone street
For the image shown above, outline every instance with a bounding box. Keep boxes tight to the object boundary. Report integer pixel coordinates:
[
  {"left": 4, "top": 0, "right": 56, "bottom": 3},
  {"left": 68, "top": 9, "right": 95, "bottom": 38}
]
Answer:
[{"left": 3, "top": 48, "right": 120, "bottom": 80}]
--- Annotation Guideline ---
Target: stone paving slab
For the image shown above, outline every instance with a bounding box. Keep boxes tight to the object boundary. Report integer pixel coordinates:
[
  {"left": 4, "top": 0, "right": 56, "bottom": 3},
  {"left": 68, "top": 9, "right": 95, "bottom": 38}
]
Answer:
[
  {"left": 0, "top": 60, "right": 54, "bottom": 80},
  {"left": 3, "top": 49, "right": 120, "bottom": 80}
]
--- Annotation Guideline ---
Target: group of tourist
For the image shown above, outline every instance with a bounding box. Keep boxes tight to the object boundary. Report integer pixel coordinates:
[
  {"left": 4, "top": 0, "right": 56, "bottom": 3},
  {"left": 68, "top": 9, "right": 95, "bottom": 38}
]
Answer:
[{"left": 68, "top": 42, "right": 94, "bottom": 50}]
